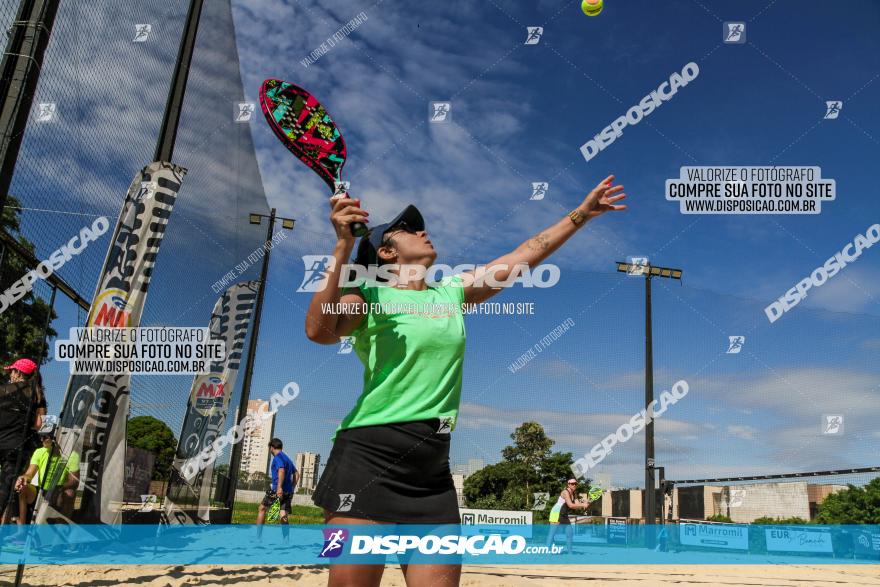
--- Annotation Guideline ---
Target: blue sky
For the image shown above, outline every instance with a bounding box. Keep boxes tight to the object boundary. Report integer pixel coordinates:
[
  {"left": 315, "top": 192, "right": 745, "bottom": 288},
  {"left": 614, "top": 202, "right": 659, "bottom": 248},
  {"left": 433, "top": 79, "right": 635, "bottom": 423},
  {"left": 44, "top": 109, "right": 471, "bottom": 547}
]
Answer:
[
  {"left": 228, "top": 0, "right": 880, "bottom": 486},
  {"left": 20, "top": 0, "right": 880, "bottom": 489}
]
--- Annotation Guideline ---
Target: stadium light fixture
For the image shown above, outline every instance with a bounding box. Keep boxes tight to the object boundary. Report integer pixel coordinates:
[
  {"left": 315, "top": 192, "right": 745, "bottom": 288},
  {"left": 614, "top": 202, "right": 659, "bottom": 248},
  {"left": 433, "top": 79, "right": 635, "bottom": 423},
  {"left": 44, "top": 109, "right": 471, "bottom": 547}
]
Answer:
[
  {"left": 616, "top": 261, "right": 682, "bottom": 280},
  {"left": 250, "top": 212, "right": 295, "bottom": 230},
  {"left": 615, "top": 260, "right": 683, "bottom": 542}
]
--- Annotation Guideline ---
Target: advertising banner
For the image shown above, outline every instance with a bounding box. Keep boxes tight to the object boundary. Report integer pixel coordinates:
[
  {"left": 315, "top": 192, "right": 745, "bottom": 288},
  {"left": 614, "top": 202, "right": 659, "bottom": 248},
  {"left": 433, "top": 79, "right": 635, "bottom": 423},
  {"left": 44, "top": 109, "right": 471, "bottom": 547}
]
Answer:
[
  {"left": 460, "top": 508, "right": 533, "bottom": 538},
  {"left": 679, "top": 521, "right": 749, "bottom": 550},
  {"left": 35, "top": 161, "right": 186, "bottom": 525},
  {"left": 765, "top": 528, "right": 833, "bottom": 553},
  {"left": 607, "top": 517, "right": 628, "bottom": 545},
  {"left": 164, "top": 281, "right": 259, "bottom": 524}
]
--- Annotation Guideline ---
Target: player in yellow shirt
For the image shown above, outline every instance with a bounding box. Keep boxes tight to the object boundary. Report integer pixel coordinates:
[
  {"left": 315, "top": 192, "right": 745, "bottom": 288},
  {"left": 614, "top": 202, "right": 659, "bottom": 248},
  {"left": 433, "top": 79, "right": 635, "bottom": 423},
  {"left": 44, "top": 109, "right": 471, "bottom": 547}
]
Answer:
[{"left": 13, "top": 419, "right": 79, "bottom": 529}]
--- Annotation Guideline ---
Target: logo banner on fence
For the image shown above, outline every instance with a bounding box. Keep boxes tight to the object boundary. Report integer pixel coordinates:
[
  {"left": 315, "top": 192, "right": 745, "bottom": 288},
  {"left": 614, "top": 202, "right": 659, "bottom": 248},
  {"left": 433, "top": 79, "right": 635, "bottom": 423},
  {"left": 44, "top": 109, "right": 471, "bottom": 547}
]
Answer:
[
  {"left": 460, "top": 508, "right": 533, "bottom": 538},
  {"left": 164, "top": 281, "right": 259, "bottom": 524},
  {"left": 679, "top": 521, "right": 749, "bottom": 550},
  {"left": 607, "top": 517, "right": 628, "bottom": 545},
  {"left": 34, "top": 162, "right": 186, "bottom": 525},
  {"left": 854, "top": 530, "right": 880, "bottom": 557},
  {"left": 765, "top": 528, "right": 834, "bottom": 553}
]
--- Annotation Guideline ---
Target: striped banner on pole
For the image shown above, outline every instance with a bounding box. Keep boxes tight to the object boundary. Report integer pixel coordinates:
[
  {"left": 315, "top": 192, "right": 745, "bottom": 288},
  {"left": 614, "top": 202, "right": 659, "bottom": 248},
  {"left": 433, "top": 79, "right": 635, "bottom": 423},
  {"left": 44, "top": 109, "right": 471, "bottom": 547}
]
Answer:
[
  {"left": 35, "top": 161, "right": 186, "bottom": 525},
  {"left": 164, "top": 280, "right": 259, "bottom": 524}
]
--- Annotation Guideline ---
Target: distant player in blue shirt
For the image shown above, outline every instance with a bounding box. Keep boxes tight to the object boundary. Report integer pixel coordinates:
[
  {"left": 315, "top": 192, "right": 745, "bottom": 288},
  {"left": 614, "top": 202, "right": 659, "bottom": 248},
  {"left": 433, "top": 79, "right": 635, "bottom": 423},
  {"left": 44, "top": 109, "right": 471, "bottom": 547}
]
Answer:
[{"left": 257, "top": 438, "right": 299, "bottom": 536}]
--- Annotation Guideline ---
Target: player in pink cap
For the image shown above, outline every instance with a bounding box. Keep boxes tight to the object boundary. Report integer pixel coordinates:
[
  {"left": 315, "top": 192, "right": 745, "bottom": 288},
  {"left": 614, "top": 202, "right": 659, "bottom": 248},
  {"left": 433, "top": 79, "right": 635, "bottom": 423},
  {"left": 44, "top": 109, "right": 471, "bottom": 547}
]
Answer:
[
  {"left": 4, "top": 358, "right": 38, "bottom": 376},
  {"left": 0, "top": 357, "right": 46, "bottom": 523},
  {"left": 3, "top": 358, "right": 44, "bottom": 428}
]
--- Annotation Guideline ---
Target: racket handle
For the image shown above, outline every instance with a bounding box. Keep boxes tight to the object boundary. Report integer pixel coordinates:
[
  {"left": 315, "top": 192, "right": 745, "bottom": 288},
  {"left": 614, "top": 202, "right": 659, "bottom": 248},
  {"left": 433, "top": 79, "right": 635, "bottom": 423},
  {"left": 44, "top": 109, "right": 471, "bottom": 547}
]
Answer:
[
  {"left": 330, "top": 192, "right": 368, "bottom": 237},
  {"left": 350, "top": 222, "right": 368, "bottom": 237}
]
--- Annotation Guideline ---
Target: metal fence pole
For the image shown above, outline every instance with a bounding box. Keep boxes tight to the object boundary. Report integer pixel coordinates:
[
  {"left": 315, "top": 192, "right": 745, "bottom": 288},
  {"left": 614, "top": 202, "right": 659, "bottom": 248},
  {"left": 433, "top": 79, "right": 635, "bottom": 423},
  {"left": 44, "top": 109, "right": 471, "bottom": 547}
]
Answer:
[
  {"left": 0, "top": 0, "right": 60, "bottom": 214},
  {"left": 154, "top": 0, "right": 204, "bottom": 162}
]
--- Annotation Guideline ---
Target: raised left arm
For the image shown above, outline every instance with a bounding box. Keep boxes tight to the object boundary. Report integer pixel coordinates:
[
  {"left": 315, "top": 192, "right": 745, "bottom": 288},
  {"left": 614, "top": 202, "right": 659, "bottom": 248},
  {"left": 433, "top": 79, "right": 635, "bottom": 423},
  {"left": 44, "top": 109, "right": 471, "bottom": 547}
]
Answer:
[{"left": 463, "top": 175, "right": 627, "bottom": 304}]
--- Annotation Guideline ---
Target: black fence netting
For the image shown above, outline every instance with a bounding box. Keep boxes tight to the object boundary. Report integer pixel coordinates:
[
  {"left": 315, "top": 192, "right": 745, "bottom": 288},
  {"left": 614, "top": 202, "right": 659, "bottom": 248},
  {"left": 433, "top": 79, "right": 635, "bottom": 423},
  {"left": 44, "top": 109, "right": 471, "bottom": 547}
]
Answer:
[
  {"left": 1, "top": 0, "right": 270, "bottom": 519},
  {"left": 0, "top": 0, "right": 22, "bottom": 42},
  {"left": 6, "top": 0, "right": 189, "bottom": 297}
]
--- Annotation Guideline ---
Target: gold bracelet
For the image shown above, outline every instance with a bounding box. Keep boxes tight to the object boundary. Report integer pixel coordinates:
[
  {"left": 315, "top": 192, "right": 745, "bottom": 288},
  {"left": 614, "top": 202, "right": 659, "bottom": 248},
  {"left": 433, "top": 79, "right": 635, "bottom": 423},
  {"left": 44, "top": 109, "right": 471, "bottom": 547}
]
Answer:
[{"left": 568, "top": 209, "right": 587, "bottom": 228}]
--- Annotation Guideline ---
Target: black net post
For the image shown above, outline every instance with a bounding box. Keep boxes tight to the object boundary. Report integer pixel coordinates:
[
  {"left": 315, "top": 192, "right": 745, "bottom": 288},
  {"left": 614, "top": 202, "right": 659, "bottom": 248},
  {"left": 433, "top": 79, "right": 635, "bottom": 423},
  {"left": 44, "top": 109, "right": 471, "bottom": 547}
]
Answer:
[{"left": 0, "top": 0, "right": 60, "bottom": 214}]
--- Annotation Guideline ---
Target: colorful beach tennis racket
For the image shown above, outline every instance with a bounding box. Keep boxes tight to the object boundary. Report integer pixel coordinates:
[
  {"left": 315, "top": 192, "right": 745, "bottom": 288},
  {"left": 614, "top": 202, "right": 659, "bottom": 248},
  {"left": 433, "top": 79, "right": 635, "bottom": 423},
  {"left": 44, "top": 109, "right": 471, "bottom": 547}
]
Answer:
[
  {"left": 266, "top": 497, "right": 281, "bottom": 523},
  {"left": 259, "top": 78, "right": 366, "bottom": 236},
  {"left": 588, "top": 483, "right": 604, "bottom": 501}
]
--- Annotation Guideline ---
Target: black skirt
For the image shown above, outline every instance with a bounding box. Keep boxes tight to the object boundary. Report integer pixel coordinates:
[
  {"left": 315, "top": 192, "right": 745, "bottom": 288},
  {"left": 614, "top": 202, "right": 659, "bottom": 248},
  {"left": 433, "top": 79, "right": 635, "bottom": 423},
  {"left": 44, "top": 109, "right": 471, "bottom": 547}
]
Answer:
[{"left": 312, "top": 419, "right": 460, "bottom": 524}]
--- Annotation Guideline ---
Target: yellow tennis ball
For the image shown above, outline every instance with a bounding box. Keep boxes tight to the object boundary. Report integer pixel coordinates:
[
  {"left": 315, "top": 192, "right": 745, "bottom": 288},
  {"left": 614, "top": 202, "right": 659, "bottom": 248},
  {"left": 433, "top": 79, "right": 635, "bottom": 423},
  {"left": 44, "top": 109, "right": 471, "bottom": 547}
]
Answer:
[{"left": 582, "top": 0, "right": 603, "bottom": 16}]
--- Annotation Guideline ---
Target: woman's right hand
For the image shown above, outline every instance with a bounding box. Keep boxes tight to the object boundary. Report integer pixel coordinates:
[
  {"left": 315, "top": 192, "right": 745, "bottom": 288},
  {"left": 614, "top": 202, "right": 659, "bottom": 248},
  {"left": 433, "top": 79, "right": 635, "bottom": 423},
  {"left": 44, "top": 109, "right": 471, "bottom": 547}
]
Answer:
[{"left": 330, "top": 195, "right": 368, "bottom": 245}]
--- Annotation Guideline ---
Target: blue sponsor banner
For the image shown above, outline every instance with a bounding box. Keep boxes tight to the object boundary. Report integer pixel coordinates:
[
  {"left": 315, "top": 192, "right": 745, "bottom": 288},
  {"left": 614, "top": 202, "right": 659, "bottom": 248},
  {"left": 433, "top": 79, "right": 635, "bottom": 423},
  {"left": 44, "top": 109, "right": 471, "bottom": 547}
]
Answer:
[
  {"left": 0, "top": 525, "right": 878, "bottom": 565},
  {"left": 854, "top": 529, "right": 880, "bottom": 558},
  {"left": 607, "top": 517, "right": 628, "bottom": 545}
]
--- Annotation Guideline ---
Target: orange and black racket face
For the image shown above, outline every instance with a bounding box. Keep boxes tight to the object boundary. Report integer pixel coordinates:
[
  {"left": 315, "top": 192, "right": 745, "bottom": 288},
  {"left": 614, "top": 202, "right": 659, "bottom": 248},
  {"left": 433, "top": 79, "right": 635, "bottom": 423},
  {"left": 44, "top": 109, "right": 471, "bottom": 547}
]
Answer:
[{"left": 260, "top": 79, "right": 347, "bottom": 190}]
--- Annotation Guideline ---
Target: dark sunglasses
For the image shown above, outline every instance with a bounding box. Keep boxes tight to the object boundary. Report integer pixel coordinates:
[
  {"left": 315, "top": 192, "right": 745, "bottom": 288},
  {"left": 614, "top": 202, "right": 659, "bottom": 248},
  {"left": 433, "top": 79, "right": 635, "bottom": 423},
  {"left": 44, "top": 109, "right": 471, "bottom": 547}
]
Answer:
[
  {"left": 391, "top": 220, "right": 420, "bottom": 235},
  {"left": 381, "top": 221, "right": 420, "bottom": 245}
]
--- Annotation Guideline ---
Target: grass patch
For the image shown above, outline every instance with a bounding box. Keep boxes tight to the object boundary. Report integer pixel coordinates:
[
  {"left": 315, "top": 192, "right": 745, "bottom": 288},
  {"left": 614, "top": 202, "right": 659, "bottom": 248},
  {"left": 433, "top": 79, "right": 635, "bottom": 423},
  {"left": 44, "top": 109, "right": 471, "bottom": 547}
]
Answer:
[{"left": 231, "top": 501, "right": 324, "bottom": 525}]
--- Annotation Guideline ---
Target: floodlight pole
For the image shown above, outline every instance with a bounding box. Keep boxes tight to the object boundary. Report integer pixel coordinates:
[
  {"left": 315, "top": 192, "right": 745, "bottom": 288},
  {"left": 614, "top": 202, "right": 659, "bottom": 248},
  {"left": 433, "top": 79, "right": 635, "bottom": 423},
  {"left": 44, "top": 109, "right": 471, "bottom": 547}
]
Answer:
[
  {"left": 615, "top": 261, "right": 682, "bottom": 549},
  {"left": 644, "top": 270, "right": 656, "bottom": 545},
  {"left": 225, "top": 209, "right": 294, "bottom": 515},
  {"left": 225, "top": 208, "right": 275, "bottom": 512}
]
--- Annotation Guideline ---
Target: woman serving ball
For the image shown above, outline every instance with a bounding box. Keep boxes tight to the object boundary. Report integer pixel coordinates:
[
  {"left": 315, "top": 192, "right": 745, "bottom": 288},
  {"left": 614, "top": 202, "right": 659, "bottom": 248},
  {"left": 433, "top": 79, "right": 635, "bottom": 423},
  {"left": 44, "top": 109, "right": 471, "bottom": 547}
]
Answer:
[{"left": 305, "top": 175, "right": 627, "bottom": 587}]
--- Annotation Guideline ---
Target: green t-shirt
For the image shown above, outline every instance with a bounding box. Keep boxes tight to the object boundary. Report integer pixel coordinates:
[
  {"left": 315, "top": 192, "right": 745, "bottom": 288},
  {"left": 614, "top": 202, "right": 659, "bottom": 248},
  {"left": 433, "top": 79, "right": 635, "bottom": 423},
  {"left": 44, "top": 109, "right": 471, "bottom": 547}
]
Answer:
[
  {"left": 30, "top": 447, "right": 80, "bottom": 489},
  {"left": 336, "top": 275, "right": 466, "bottom": 435}
]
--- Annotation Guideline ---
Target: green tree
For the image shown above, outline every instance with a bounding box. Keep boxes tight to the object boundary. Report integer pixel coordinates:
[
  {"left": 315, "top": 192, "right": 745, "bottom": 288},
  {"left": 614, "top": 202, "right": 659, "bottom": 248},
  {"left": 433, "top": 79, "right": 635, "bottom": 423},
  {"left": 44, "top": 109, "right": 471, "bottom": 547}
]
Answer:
[
  {"left": 463, "top": 422, "right": 592, "bottom": 522},
  {"left": 537, "top": 451, "right": 581, "bottom": 488},
  {"left": 249, "top": 471, "right": 269, "bottom": 490},
  {"left": 752, "top": 516, "right": 808, "bottom": 525},
  {"left": 0, "top": 195, "right": 58, "bottom": 367},
  {"left": 814, "top": 478, "right": 880, "bottom": 524},
  {"left": 464, "top": 460, "right": 529, "bottom": 511},
  {"left": 127, "top": 416, "right": 178, "bottom": 480},
  {"left": 501, "top": 422, "right": 553, "bottom": 508}
]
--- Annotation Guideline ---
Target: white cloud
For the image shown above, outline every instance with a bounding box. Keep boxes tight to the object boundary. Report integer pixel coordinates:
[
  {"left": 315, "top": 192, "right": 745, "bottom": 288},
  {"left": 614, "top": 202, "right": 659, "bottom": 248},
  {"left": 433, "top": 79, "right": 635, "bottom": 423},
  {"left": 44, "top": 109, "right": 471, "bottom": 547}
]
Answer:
[
  {"left": 458, "top": 401, "right": 702, "bottom": 457},
  {"left": 231, "top": 0, "right": 640, "bottom": 275},
  {"left": 726, "top": 424, "right": 758, "bottom": 441},
  {"left": 803, "top": 265, "right": 880, "bottom": 315},
  {"left": 691, "top": 367, "right": 878, "bottom": 422}
]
